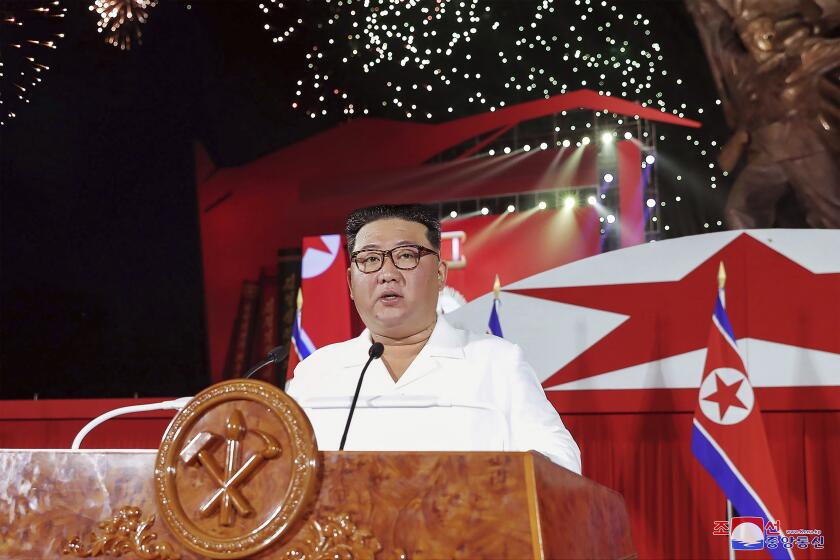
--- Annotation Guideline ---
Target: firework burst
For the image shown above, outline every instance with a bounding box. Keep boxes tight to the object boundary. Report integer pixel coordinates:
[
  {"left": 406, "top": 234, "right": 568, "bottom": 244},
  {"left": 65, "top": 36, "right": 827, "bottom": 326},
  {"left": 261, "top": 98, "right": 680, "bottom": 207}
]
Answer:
[
  {"left": 1, "top": 0, "right": 66, "bottom": 126},
  {"left": 89, "top": 0, "right": 157, "bottom": 50}
]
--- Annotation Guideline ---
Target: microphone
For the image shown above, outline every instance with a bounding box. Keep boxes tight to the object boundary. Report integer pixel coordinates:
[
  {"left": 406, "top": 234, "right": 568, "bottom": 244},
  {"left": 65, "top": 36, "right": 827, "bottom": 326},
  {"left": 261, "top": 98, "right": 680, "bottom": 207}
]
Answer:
[
  {"left": 243, "top": 345, "right": 290, "bottom": 380},
  {"left": 339, "top": 341, "right": 384, "bottom": 451}
]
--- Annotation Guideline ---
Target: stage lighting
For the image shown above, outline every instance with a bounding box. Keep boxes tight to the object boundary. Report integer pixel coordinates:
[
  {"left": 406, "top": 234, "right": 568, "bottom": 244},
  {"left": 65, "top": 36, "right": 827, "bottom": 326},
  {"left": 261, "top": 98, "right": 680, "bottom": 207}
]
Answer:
[
  {"left": 481, "top": 207, "right": 489, "bottom": 215},
  {"left": 604, "top": 173, "right": 614, "bottom": 183},
  {"left": 540, "top": 142, "right": 548, "bottom": 150},
  {"left": 582, "top": 136, "right": 591, "bottom": 145},
  {"left": 587, "top": 195, "right": 597, "bottom": 205},
  {"left": 523, "top": 144, "right": 531, "bottom": 152},
  {"left": 646, "top": 198, "right": 656, "bottom": 208},
  {"left": 562, "top": 139, "right": 571, "bottom": 147},
  {"left": 450, "top": 210, "right": 458, "bottom": 218},
  {"left": 606, "top": 214, "right": 616, "bottom": 224},
  {"left": 507, "top": 204, "right": 515, "bottom": 213},
  {"left": 624, "top": 131, "right": 633, "bottom": 140},
  {"left": 646, "top": 154, "right": 656, "bottom": 165},
  {"left": 563, "top": 196, "right": 576, "bottom": 209},
  {"left": 601, "top": 132, "right": 613, "bottom": 144},
  {"left": 538, "top": 201, "right": 547, "bottom": 210}
]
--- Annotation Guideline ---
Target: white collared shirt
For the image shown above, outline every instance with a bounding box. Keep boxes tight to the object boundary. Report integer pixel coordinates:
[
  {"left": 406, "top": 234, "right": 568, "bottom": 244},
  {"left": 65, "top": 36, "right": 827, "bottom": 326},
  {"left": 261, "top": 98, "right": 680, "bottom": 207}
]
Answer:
[{"left": 287, "top": 316, "right": 582, "bottom": 474}]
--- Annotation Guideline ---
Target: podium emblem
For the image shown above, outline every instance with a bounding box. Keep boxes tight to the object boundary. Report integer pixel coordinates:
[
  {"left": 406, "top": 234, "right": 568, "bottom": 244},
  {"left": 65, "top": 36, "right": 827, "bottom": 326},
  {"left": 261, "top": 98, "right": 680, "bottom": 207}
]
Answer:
[
  {"left": 155, "top": 380, "right": 319, "bottom": 559},
  {"left": 180, "top": 410, "right": 282, "bottom": 526}
]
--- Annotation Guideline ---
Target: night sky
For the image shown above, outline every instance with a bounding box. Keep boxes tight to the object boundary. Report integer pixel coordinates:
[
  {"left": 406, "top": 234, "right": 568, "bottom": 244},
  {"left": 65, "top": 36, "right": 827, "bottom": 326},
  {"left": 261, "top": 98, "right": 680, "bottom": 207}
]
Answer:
[{"left": 1, "top": 0, "right": 727, "bottom": 399}]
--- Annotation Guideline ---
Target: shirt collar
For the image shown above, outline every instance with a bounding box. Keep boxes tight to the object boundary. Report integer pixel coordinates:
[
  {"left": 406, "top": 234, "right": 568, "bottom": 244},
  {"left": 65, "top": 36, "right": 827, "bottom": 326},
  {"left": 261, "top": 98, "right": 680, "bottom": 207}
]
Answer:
[{"left": 341, "top": 315, "right": 466, "bottom": 368}]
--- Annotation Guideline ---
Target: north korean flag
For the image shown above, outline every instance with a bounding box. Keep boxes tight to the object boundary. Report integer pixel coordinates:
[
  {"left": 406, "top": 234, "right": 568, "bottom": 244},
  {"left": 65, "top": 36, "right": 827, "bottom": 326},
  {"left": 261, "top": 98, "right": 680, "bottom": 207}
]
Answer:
[
  {"left": 286, "top": 234, "right": 352, "bottom": 381},
  {"left": 691, "top": 264, "right": 792, "bottom": 560}
]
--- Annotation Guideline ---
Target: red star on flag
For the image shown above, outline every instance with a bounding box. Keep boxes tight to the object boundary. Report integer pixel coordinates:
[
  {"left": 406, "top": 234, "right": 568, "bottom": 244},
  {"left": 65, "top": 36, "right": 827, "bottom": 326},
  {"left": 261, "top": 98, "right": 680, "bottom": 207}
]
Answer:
[{"left": 703, "top": 373, "right": 747, "bottom": 421}]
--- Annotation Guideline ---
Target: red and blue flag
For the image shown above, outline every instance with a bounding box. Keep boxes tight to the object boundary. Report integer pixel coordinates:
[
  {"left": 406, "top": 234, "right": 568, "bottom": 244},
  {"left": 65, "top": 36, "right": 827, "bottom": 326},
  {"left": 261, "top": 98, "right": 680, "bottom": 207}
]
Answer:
[
  {"left": 691, "top": 264, "right": 791, "bottom": 559},
  {"left": 286, "top": 234, "right": 353, "bottom": 380}
]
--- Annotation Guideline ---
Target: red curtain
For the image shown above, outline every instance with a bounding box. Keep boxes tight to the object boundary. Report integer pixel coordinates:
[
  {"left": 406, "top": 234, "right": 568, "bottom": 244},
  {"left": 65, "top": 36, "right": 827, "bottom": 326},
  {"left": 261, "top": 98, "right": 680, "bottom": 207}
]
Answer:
[{"left": 564, "top": 411, "right": 839, "bottom": 559}]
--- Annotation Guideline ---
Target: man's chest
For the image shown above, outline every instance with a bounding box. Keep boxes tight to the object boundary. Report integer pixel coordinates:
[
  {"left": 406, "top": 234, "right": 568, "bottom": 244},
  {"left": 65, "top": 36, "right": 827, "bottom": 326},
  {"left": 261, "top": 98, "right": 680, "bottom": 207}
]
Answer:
[{"left": 309, "top": 358, "right": 497, "bottom": 401}]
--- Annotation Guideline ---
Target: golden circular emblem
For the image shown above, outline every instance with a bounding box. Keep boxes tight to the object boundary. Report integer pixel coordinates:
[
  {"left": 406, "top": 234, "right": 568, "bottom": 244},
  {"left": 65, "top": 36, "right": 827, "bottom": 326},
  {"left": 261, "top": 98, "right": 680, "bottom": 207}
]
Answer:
[{"left": 154, "top": 379, "right": 319, "bottom": 559}]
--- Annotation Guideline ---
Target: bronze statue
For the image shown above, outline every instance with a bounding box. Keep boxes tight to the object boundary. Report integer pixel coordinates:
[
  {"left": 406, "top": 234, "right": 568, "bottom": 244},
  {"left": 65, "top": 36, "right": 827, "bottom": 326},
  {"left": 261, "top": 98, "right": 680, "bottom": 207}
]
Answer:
[{"left": 686, "top": 0, "right": 840, "bottom": 228}]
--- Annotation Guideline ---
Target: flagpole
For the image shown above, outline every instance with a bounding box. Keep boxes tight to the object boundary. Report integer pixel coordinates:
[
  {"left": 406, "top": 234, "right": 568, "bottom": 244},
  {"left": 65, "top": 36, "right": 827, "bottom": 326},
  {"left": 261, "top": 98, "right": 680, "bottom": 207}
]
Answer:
[
  {"left": 727, "top": 499, "right": 735, "bottom": 560},
  {"left": 719, "top": 262, "right": 736, "bottom": 560},
  {"left": 487, "top": 275, "right": 504, "bottom": 338}
]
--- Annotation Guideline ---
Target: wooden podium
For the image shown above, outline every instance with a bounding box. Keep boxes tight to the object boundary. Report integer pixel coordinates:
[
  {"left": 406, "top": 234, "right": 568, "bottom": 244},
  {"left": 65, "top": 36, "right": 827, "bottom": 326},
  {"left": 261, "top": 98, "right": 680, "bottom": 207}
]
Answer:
[{"left": 0, "top": 381, "right": 635, "bottom": 560}]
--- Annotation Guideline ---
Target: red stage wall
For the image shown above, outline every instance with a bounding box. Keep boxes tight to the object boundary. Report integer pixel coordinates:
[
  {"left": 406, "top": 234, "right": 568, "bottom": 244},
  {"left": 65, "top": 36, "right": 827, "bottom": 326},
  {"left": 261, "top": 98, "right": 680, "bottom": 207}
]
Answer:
[
  {"left": 618, "top": 139, "right": 645, "bottom": 248},
  {"left": 442, "top": 208, "right": 602, "bottom": 301}
]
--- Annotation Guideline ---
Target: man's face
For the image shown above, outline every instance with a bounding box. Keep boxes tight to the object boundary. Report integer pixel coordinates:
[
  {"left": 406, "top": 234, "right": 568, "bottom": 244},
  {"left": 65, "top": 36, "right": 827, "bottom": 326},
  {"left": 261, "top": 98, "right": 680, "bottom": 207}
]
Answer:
[{"left": 347, "top": 218, "right": 447, "bottom": 338}]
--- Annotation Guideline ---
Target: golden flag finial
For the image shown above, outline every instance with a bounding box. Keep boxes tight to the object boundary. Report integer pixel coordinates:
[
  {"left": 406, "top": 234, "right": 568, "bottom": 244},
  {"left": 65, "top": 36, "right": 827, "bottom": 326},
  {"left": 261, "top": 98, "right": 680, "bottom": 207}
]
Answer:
[
  {"left": 493, "top": 274, "right": 501, "bottom": 300},
  {"left": 718, "top": 262, "right": 726, "bottom": 290},
  {"left": 296, "top": 287, "right": 303, "bottom": 310}
]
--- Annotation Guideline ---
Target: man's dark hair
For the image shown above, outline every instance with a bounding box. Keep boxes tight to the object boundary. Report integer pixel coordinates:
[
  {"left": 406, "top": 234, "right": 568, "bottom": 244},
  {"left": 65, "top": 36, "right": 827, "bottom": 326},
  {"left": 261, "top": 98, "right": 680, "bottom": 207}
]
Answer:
[{"left": 345, "top": 204, "right": 441, "bottom": 253}]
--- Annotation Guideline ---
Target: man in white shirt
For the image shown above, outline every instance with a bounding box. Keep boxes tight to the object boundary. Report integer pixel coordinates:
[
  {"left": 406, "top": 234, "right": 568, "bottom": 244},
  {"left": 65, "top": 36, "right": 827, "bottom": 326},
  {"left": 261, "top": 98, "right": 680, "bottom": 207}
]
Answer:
[{"left": 287, "top": 204, "right": 581, "bottom": 474}]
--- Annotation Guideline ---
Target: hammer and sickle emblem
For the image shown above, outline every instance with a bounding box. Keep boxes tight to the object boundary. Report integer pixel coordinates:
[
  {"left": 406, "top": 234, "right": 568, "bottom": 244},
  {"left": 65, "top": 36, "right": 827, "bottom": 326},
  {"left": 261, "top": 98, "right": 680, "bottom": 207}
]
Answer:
[{"left": 179, "top": 409, "right": 281, "bottom": 526}]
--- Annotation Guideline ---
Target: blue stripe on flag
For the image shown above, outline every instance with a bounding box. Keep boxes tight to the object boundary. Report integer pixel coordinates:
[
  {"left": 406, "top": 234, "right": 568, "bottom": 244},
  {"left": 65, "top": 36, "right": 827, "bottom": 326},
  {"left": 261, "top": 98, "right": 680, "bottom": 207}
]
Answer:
[
  {"left": 488, "top": 299, "right": 503, "bottom": 338},
  {"left": 691, "top": 423, "right": 793, "bottom": 560},
  {"left": 292, "top": 312, "right": 316, "bottom": 359},
  {"left": 713, "top": 293, "right": 737, "bottom": 344}
]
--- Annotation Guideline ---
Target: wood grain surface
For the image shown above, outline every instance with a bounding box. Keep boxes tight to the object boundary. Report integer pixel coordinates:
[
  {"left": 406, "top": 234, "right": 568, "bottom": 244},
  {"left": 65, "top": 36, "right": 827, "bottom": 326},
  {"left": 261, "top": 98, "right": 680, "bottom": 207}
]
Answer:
[
  {"left": 531, "top": 453, "right": 636, "bottom": 559},
  {"left": 0, "top": 450, "right": 634, "bottom": 559}
]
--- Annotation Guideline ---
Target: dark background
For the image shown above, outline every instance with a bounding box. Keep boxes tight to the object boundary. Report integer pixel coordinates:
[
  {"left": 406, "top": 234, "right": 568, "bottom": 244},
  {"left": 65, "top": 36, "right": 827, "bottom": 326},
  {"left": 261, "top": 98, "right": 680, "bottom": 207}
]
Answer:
[{"left": 0, "top": 0, "right": 726, "bottom": 398}]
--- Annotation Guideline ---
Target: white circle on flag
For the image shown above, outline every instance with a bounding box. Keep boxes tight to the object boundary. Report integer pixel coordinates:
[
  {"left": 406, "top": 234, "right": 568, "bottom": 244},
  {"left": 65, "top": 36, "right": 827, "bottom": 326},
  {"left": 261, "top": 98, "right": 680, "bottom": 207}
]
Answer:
[
  {"left": 302, "top": 235, "right": 341, "bottom": 279},
  {"left": 698, "top": 367, "right": 755, "bottom": 425}
]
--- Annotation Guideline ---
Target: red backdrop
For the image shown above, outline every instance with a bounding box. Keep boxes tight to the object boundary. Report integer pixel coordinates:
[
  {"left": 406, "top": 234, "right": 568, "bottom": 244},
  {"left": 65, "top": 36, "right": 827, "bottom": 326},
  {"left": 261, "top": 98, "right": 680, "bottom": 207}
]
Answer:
[{"left": 442, "top": 208, "right": 602, "bottom": 301}]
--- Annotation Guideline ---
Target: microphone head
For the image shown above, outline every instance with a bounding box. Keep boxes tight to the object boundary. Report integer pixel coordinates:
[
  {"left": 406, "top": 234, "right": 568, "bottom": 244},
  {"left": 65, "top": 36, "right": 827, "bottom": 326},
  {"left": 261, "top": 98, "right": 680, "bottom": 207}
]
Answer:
[
  {"left": 268, "top": 345, "right": 290, "bottom": 363},
  {"left": 369, "top": 342, "right": 385, "bottom": 359}
]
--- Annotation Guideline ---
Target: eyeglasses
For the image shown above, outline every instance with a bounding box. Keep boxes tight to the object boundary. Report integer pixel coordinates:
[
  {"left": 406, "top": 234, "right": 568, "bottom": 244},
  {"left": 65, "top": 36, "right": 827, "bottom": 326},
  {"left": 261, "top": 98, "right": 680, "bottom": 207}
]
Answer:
[{"left": 350, "top": 244, "right": 439, "bottom": 274}]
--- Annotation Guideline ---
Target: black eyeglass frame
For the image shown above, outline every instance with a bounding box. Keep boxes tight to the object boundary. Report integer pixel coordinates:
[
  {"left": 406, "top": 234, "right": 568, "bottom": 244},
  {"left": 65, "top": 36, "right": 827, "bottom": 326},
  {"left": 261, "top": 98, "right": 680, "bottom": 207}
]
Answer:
[{"left": 350, "top": 244, "right": 440, "bottom": 274}]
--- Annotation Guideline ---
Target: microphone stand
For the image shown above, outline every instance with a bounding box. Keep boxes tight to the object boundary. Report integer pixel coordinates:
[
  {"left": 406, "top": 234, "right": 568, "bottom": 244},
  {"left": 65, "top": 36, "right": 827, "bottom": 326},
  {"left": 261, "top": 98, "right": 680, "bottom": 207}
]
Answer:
[{"left": 339, "top": 342, "right": 384, "bottom": 450}]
